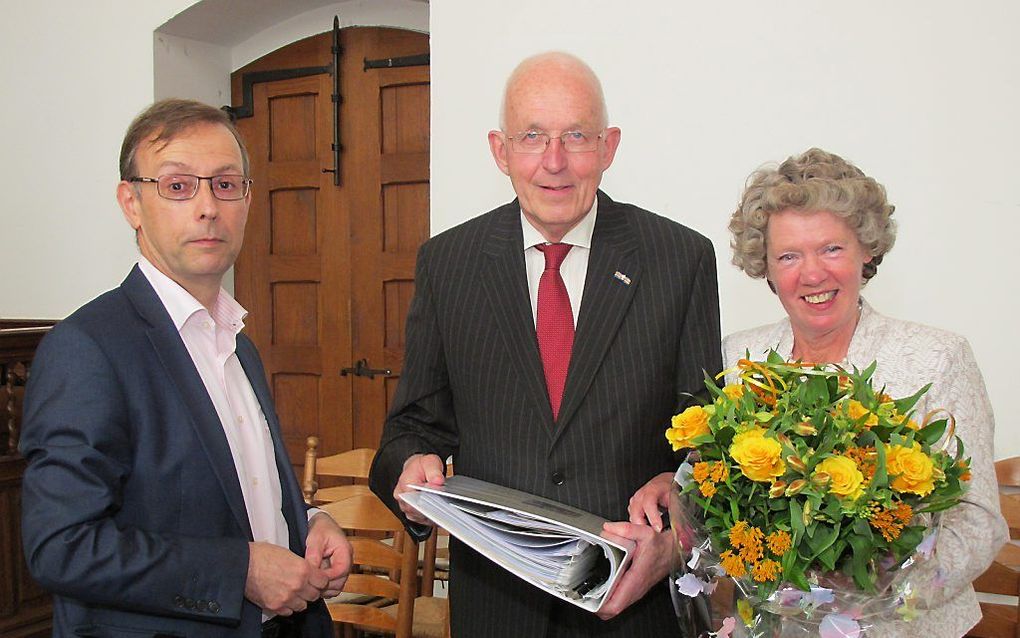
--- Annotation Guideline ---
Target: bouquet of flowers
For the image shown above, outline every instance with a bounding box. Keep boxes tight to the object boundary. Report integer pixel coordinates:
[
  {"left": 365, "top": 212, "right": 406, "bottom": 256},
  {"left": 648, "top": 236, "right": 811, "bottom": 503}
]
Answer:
[{"left": 665, "top": 352, "right": 970, "bottom": 638}]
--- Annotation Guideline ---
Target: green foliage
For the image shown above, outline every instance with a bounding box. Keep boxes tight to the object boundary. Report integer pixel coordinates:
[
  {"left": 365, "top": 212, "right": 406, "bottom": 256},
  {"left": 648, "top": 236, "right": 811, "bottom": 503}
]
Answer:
[{"left": 667, "top": 353, "right": 970, "bottom": 598}]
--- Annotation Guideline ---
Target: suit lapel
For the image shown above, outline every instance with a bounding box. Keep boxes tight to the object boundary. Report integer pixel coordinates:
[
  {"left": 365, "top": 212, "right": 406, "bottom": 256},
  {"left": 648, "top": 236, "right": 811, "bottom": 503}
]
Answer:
[
  {"left": 480, "top": 202, "right": 556, "bottom": 433},
  {"left": 121, "top": 266, "right": 254, "bottom": 540},
  {"left": 236, "top": 339, "right": 308, "bottom": 553},
  {"left": 553, "top": 192, "right": 641, "bottom": 443}
]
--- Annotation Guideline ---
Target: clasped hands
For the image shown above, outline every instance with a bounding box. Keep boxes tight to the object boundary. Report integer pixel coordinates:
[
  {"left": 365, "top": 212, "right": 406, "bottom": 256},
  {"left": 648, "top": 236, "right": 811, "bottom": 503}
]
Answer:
[{"left": 244, "top": 512, "right": 353, "bottom": 616}]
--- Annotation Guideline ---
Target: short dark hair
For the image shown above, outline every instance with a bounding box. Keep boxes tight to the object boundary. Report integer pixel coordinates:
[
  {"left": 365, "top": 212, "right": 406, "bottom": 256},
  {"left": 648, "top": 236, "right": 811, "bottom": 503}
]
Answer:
[{"left": 119, "top": 99, "right": 249, "bottom": 180}]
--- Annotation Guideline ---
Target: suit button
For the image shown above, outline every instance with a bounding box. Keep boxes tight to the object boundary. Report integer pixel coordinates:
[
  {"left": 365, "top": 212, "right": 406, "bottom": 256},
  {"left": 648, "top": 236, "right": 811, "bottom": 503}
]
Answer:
[
  {"left": 209, "top": 601, "right": 221, "bottom": 613},
  {"left": 173, "top": 595, "right": 184, "bottom": 607},
  {"left": 185, "top": 598, "right": 195, "bottom": 609},
  {"left": 551, "top": 471, "right": 565, "bottom": 485},
  {"left": 197, "top": 599, "right": 208, "bottom": 611}
]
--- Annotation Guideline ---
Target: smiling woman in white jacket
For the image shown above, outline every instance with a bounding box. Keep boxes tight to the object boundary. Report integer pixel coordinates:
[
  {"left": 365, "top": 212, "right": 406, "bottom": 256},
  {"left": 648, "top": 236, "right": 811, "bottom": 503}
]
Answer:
[{"left": 631, "top": 147, "right": 1006, "bottom": 637}]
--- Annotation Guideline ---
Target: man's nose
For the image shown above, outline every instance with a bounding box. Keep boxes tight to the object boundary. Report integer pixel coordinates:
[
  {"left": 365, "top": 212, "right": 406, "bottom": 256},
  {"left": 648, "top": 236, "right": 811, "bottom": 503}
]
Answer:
[
  {"left": 194, "top": 179, "right": 220, "bottom": 219},
  {"left": 541, "top": 137, "right": 568, "bottom": 172}
]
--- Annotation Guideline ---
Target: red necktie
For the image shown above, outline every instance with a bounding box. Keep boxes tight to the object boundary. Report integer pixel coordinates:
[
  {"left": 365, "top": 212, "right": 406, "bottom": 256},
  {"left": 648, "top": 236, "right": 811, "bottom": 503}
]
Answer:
[{"left": 536, "top": 243, "right": 574, "bottom": 421}]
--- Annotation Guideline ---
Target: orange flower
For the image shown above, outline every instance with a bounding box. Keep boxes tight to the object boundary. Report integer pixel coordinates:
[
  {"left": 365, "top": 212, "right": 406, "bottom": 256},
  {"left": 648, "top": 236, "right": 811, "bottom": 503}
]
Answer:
[
  {"left": 699, "top": 481, "right": 717, "bottom": 498},
  {"left": 766, "top": 530, "right": 792, "bottom": 556},
  {"left": 729, "top": 521, "right": 750, "bottom": 547},
  {"left": 692, "top": 462, "right": 711, "bottom": 483},
  {"left": 709, "top": 461, "right": 729, "bottom": 483},
  {"left": 752, "top": 558, "right": 782, "bottom": 583},
  {"left": 958, "top": 459, "right": 972, "bottom": 482},
  {"left": 720, "top": 550, "right": 747, "bottom": 578},
  {"left": 868, "top": 501, "right": 913, "bottom": 542},
  {"left": 845, "top": 446, "right": 877, "bottom": 480}
]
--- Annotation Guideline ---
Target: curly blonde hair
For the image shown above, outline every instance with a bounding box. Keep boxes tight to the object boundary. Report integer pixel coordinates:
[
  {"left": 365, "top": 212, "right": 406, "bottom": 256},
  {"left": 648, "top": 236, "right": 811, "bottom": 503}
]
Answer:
[{"left": 729, "top": 148, "right": 896, "bottom": 283}]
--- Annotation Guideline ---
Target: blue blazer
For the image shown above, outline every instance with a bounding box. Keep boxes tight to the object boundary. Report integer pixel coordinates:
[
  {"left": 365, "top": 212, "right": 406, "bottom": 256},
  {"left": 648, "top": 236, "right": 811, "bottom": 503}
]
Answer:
[{"left": 20, "top": 266, "right": 331, "bottom": 637}]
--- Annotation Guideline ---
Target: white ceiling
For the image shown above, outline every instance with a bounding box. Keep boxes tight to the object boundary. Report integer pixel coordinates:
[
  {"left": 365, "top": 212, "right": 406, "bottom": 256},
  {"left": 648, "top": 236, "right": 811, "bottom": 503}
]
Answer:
[{"left": 158, "top": 0, "right": 426, "bottom": 46}]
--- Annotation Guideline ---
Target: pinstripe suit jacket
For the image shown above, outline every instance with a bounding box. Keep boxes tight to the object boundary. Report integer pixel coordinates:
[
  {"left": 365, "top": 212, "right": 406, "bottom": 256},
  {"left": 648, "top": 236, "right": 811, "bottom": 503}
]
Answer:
[{"left": 370, "top": 191, "right": 722, "bottom": 637}]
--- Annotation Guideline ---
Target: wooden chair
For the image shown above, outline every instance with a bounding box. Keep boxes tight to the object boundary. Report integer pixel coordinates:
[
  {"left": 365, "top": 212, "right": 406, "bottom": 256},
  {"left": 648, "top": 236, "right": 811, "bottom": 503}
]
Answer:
[
  {"left": 303, "top": 437, "right": 450, "bottom": 596},
  {"left": 321, "top": 494, "right": 449, "bottom": 638},
  {"left": 967, "top": 457, "right": 1020, "bottom": 637},
  {"left": 301, "top": 437, "right": 375, "bottom": 505}
]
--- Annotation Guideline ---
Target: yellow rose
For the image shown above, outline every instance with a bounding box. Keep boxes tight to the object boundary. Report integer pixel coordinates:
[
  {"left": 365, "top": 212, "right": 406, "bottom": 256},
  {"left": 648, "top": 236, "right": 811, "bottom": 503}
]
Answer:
[
  {"left": 722, "top": 384, "right": 745, "bottom": 401},
  {"left": 814, "top": 455, "right": 865, "bottom": 500},
  {"left": 729, "top": 428, "right": 785, "bottom": 482},
  {"left": 886, "top": 443, "right": 936, "bottom": 496},
  {"left": 666, "top": 405, "right": 710, "bottom": 451},
  {"left": 844, "top": 400, "right": 879, "bottom": 428},
  {"left": 891, "top": 413, "right": 920, "bottom": 431}
]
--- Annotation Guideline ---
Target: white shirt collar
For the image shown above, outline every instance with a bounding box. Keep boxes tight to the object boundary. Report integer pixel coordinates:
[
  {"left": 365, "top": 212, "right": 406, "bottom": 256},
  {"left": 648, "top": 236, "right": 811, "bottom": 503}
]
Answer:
[
  {"left": 520, "top": 196, "right": 598, "bottom": 251},
  {"left": 136, "top": 257, "right": 247, "bottom": 333}
]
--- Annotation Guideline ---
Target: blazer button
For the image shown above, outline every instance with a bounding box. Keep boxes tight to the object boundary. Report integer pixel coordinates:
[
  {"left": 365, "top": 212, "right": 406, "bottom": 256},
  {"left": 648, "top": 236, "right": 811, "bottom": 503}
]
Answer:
[
  {"left": 551, "top": 471, "right": 565, "bottom": 485},
  {"left": 209, "top": 601, "right": 221, "bottom": 613},
  {"left": 173, "top": 595, "right": 184, "bottom": 608},
  {"left": 197, "top": 599, "right": 208, "bottom": 611},
  {"left": 185, "top": 598, "right": 195, "bottom": 609}
]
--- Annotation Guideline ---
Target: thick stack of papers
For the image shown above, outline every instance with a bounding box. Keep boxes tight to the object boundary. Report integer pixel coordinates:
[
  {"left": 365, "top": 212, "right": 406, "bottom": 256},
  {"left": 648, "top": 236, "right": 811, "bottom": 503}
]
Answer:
[{"left": 399, "top": 475, "right": 633, "bottom": 613}]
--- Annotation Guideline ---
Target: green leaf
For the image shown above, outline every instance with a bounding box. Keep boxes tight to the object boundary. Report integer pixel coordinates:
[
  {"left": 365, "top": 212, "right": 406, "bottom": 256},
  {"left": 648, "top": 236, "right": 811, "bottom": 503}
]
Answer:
[
  {"left": 894, "top": 383, "right": 931, "bottom": 415},
  {"left": 788, "top": 566, "right": 811, "bottom": 592},
  {"left": 805, "top": 522, "right": 839, "bottom": 557},
  {"left": 847, "top": 534, "right": 876, "bottom": 593},
  {"left": 918, "top": 419, "right": 948, "bottom": 447},
  {"left": 790, "top": 500, "right": 805, "bottom": 537}
]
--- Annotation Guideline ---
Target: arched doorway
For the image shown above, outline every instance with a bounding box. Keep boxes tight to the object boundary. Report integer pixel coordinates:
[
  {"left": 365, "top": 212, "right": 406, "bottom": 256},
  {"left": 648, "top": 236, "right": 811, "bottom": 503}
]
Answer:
[{"left": 230, "top": 26, "right": 430, "bottom": 464}]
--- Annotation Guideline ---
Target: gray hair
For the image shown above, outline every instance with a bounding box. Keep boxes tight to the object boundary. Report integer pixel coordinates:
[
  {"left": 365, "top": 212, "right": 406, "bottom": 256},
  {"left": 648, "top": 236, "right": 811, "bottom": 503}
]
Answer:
[{"left": 729, "top": 148, "right": 897, "bottom": 283}]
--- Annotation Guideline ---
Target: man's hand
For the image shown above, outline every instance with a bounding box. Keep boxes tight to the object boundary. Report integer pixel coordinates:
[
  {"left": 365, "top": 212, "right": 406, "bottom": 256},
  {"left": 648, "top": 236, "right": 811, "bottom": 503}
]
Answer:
[
  {"left": 596, "top": 521, "right": 676, "bottom": 620},
  {"left": 245, "top": 542, "right": 328, "bottom": 616},
  {"left": 394, "top": 453, "right": 446, "bottom": 525},
  {"left": 305, "top": 512, "right": 353, "bottom": 598},
  {"left": 627, "top": 471, "right": 674, "bottom": 530}
]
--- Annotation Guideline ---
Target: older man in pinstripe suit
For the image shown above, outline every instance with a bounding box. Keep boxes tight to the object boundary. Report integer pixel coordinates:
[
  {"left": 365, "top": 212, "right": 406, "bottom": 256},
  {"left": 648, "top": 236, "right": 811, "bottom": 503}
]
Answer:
[{"left": 370, "top": 52, "right": 721, "bottom": 637}]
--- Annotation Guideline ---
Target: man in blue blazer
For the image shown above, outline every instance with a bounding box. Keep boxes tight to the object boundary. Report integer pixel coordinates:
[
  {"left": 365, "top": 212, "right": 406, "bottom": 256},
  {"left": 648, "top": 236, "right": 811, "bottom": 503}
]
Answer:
[
  {"left": 20, "top": 99, "right": 351, "bottom": 637},
  {"left": 370, "top": 53, "right": 721, "bottom": 637}
]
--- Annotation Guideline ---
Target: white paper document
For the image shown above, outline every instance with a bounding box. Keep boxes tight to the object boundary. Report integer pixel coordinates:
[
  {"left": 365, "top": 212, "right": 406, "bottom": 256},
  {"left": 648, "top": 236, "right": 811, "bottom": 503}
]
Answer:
[{"left": 399, "top": 475, "right": 633, "bottom": 613}]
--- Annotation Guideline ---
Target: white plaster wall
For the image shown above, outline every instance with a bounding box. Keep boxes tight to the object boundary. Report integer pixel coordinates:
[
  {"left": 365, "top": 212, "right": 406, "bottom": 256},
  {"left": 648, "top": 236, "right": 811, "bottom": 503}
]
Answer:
[
  {"left": 0, "top": 1, "right": 197, "bottom": 319},
  {"left": 429, "top": 1, "right": 1020, "bottom": 458},
  {"left": 154, "top": 33, "right": 231, "bottom": 106}
]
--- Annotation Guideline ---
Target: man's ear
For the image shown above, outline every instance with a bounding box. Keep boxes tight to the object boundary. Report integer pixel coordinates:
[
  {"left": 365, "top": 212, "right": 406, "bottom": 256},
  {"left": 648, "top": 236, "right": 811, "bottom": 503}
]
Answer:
[
  {"left": 599, "top": 126, "right": 622, "bottom": 171},
  {"left": 117, "top": 181, "right": 143, "bottom": 231},
  {"left": 488, "top": 130, "right": 511, "bottom": 176}
]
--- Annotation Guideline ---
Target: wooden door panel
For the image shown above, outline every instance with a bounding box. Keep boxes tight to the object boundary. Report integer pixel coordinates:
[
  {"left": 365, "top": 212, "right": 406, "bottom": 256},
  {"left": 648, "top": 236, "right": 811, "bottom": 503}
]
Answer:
[
  {"left": 234, "top": 27, "right": 428, "bottom": 462},
  {"left": 343, "top": 29, "right": 429, "bottom": 451}
]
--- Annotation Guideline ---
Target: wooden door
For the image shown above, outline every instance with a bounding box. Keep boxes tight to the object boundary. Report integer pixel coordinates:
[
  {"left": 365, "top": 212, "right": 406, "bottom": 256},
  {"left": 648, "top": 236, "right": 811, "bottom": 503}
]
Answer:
[{"left": 231, "top": 27, "right": 429, "bottom": 463}]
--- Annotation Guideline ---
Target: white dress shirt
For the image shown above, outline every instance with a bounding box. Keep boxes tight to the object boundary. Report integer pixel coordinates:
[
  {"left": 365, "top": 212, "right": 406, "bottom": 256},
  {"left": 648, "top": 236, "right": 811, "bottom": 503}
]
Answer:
[
  {"left": 521, "top": 198, "right": 597, "bottom": 327},
  {"left": 138, "top": 258, "right": 289, "bottom": 552}
]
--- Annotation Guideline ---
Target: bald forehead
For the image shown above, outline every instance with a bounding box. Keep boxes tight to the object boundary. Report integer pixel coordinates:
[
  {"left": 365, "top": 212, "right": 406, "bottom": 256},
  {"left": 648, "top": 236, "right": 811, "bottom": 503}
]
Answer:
[{"left": 500, "top": 53, "right": 608, "bottom": 129}]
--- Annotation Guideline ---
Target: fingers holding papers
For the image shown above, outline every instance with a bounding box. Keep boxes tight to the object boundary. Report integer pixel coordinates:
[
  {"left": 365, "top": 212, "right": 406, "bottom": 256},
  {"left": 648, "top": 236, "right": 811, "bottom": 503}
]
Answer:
[
  {"left": 394, "top": 453, "right": 446, "bottom": 525},
  {"left": 596, "top": 521, "right": 675, "bottom": 621}
]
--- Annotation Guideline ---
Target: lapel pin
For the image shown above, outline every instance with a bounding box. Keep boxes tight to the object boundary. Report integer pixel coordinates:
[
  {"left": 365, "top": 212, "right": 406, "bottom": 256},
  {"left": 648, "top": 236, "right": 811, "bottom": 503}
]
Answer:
[{"left": 613, "top": 271, "right": 631, "bottom": 286}]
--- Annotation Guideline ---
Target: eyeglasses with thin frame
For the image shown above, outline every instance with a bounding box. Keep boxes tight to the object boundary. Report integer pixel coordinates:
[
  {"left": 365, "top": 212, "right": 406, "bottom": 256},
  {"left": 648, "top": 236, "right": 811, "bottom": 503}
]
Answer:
[
  {"left": 506, "top": 129, "right": 605, "bottom": 154},
  {"left": 127, "top": 174, "right": 253, "bottom": 201}
]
